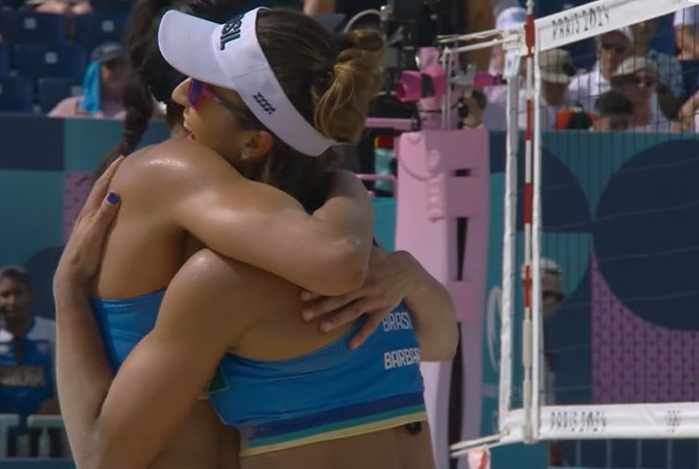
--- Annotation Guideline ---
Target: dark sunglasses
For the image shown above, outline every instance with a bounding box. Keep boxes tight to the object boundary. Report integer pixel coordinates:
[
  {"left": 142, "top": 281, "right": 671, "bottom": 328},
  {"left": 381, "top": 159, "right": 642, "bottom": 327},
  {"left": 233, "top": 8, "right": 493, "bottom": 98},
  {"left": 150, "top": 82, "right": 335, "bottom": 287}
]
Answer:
[
  {"left": 187, "top": 79, "right": 249, "bottom": 116},
  {"left": 600, "top": 42, "right": 628, "bottom": 54},
  {"left": 627, "top": 76, "right": 657, "bottom": 88}
]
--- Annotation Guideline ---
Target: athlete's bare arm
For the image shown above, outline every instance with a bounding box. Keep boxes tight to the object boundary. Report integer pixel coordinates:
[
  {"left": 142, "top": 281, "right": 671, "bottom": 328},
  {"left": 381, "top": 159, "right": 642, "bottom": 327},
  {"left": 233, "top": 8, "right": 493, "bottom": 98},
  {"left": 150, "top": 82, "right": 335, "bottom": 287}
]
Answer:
[
  {"left": 301, "top": 248, "right": 457, "bottom": 358},
  {"left": 116, "top": 138, "right": 372, "bottom": 296},
  {"left": 57, "top": 244, "right": 271, "bottom": 469}
]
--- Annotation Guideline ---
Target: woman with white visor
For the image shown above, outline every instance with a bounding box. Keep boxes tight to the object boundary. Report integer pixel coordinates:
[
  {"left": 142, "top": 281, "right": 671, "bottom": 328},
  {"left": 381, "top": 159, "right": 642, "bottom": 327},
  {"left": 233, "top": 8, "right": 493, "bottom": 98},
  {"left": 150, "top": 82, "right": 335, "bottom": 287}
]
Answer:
[{"left": 54, "top": 7, "right": 457, "bottom": 469}]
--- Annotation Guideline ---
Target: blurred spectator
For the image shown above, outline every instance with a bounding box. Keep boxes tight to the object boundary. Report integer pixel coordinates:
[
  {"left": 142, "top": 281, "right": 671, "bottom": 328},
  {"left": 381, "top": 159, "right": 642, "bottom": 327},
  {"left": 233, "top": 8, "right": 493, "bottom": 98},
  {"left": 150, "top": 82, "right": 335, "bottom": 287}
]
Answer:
[
  {"left": 489, "top": 6, "right": 526, "bottom": 77},
  {"left": 25, "top": 0, "right": 92, "bottom": 15},
  {"left": 492, "top": 0, "right": 521, "bottom": 20},
  {"left": 631, "top": 19, "right": 684, "bottom": 99},
  {"left": 484, "top": 48, "right": 576, "bottom": 131},
  {"left": 482, "top": 6, "right": 526, "bottom": 131},
  {"left": 539, "top": 49, "right": 577, "bottom": 129},
  {"left": 568, "top": 28, "right": 632, "bottom": 106},
  {"left": 0, "top": 266, "right": 55, "bottom": 349},
  {"left": 520, "top": 258, "right": 564, "bottom": 405},
  {"left": 541, "top": 258, "right": 564, "bottom": 319},
  {"left": 555, "top": 105, "right": 594, "bottom": 130},
  {"left": 674, "top": 6, "right": 699, "bottom": 61},
  {"left": 592, "top": 90, "right": 634, "bottom": 131},
  {"left": 459, "top": 89, "right": 487, "bottom": 129},
  {"left": 610, "top": 56, "right": 672, "bottom": 132},
  {"left": 49, "top": 42, "right": 127, "bottom": 119},
  {"left": 0, "top": 265, "right": 58, "bottom": 416},
  {"left": 540, "top": 257, "right": 566, "bottom": 466},
  {"left": 674, "top": 88, "right": 699, "bottom": 131}
]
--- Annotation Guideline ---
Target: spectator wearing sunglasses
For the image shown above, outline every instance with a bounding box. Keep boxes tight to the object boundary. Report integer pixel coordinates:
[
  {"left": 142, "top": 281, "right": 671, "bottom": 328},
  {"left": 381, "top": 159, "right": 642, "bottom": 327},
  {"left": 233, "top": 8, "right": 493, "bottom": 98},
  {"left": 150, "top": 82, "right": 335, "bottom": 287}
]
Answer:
[
  {"left": 611, "top": 56, "right": 672, "bottom": 132},
  {"left": 49, "top": 42, "right": 127, "bottom": 119},
  {"left": 568, "top": 28, "right": 633, "bottom": 109}
]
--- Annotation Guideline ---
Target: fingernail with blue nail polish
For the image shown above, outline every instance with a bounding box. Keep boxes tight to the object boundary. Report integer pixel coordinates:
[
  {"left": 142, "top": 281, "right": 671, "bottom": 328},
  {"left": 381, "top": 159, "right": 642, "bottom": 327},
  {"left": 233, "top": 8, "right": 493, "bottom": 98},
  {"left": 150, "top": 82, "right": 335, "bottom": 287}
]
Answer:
[{"left": 107, "top": 192, "right": 120, "bottom": 205}]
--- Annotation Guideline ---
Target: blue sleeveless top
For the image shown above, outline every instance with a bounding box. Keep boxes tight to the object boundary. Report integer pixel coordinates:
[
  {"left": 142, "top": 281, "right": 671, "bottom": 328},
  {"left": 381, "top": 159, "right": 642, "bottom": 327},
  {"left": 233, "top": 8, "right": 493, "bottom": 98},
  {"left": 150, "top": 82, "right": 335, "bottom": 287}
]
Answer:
[
  {"left": 92, "top": 290, "right": 164, "bottom": 370},
  {"left": 92, "top": 293, "right": 426, "bottom": 456}
]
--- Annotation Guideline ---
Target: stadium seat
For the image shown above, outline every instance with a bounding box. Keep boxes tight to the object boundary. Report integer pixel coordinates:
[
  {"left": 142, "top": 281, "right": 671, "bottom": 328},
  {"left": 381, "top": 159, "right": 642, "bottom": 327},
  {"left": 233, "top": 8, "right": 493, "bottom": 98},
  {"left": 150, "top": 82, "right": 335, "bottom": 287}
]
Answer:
[
  {"left": 0, "top": 43, "right": 9, "bottom": 76},
  {"left": 0, "top": 6, "right": 17, "bottom": 41},
  {"left": 14, "top": 11, "right": 68, "bottom": 44},
  {"left": 38, "top": 77, "right": 79, "bottom": 113},
  {"left": 0, "top": 75, "right": 34, "bottom": 113},
  {"left": 74, "top": 11, "right": 128, "bottom": 53},
  {"left": 13, "top": 44, "right": 87, "bottom": 81},
  {"left": 90, "top": 0, "right": 132, "bottom": 12},
  {"left": 0, "top": 0, "right": 24, "bottom": 8}
]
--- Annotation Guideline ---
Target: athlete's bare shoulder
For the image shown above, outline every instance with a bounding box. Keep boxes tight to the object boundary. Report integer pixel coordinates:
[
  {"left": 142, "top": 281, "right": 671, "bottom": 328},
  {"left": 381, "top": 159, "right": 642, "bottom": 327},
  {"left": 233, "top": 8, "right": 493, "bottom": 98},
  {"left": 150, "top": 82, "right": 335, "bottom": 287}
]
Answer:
[{"left": 112, "top": 137, "right": 244, "bottom": 197}]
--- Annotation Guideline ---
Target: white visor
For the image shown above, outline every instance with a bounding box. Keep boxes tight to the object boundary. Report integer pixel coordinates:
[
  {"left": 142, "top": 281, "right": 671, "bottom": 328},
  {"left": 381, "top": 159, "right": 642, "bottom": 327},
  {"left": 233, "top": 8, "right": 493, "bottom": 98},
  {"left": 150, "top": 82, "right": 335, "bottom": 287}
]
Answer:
[{"left": 158, "top": 8, "right": 338, "bottom": 157}]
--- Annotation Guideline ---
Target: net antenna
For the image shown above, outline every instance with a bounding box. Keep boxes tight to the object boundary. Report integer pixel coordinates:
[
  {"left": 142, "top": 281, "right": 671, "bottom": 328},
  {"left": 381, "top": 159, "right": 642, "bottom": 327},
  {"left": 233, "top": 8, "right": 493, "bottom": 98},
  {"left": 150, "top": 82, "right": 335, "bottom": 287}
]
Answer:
[{"left": 446, "top": 0, "right": 699, "bottom": 460}]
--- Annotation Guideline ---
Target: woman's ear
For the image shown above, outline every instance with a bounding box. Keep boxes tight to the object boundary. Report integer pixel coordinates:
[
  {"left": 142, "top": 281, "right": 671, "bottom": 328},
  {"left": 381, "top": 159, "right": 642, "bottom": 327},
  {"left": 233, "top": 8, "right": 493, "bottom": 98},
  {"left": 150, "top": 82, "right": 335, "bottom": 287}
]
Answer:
[{"left": 240, "top": 130, "right": 274, "bottom": 161}]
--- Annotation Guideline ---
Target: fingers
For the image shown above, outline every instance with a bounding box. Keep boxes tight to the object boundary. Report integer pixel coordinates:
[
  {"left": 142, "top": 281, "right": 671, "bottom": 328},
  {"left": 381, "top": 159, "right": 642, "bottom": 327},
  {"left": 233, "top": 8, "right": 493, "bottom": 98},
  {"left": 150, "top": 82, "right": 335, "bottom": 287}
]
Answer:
[
  {"left": 318, "top": 300, "right": 366, "bottom": 332},
  {"left": 81, "top": 192, "right": 121, "bottom": 248},
  {"left": 300, "top": 291, "right": 322, "bottom": 302},
  {"left": 319, "top": 295, "right": 387, "bottom": 332},
  {"left": 94, "top": 192, "right": 121, "bottom": 228},
  {"left": 80, "top": 156, "right": 125, "bottom": 216},
  {"left": 302, "top": 289, "right": 363, "bottom": 322},
  {"left": 348, "top": 312, "right": 386, "bottom": 350}
]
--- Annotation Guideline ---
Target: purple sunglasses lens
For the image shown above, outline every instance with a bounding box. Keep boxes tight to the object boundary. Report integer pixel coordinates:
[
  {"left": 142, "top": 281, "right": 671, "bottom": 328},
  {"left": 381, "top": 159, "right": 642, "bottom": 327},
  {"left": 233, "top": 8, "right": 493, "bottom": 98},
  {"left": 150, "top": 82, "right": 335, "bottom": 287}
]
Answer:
[{"left": 188, "top": 79, "right": 204, "bottom": 107}]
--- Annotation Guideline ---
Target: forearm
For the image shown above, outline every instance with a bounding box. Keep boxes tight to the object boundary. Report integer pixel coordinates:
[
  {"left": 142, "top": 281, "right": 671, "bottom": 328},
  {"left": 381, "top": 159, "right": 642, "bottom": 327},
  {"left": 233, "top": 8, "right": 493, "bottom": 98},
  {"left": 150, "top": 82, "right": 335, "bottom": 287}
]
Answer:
[
  {"left": 399, "top": 252, "right": 458, "bottom": 361},
  {"left": 181, "top": 174, "right": 371, "bottom": 295},
  {"left": 53, "top": 280, "right": 113, "bottom": 466}
]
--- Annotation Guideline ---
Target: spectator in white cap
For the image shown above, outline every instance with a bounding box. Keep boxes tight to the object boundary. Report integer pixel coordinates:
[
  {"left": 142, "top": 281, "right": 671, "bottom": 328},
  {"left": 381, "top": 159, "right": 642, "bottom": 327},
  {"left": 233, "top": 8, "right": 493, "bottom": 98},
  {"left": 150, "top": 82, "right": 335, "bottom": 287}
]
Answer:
[
  {"left": 568, "top": 28, "right": 633, "bottom": 108},
  {"left": 611, "top": 56, "right": 672, "bottom": 132},
  {"left": 484, "top": 48, "right": 576, "bottom": 131},
  {"left": 528, "top": 48, "right": 576, "bottom": 130}
]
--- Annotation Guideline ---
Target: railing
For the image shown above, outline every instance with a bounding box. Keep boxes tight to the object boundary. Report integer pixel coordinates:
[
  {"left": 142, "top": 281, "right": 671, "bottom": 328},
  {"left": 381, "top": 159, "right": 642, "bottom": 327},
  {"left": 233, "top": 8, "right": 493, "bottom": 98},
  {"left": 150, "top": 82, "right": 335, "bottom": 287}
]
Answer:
[{"left": 0, "top": 414, "right": 70, "bottom": 462}]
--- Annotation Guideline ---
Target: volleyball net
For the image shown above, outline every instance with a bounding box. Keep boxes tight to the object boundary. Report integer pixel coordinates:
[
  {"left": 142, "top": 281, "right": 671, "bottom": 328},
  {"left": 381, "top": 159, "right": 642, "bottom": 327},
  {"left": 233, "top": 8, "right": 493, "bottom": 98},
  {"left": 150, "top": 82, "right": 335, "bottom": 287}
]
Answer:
[{"left": 448, "top": 0, "right": 699, "bottom": 464}]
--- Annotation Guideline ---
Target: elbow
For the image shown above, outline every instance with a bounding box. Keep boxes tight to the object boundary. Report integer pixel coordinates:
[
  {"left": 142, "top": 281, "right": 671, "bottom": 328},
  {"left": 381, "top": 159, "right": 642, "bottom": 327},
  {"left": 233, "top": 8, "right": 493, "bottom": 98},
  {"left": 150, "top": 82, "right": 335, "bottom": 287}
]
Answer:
[
  {"left": 442, "top": 322, "right": 460, "bottom": 361},
  {"left": 78, "top": 442, "right": 109, "bottom": 469},
  {"left": 421, "top": 325, "right": 459, "bottom": 362},
  {"left": 77, "top": 429, "right": 126, "bottom": 469},
  {"left": 77, "top": 447, "right": 107, "bottom": 469},
  {"left": 319, "top": 237, "right": 370, "bottom": 296},
  {"left": 420, "top": 300, "right": 458, "bottom": 362}
]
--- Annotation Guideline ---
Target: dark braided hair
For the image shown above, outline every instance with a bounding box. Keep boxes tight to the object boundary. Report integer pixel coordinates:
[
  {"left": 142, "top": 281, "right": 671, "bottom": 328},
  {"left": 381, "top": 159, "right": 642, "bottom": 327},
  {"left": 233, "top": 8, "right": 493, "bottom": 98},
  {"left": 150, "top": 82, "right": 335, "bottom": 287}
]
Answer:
[{"left": 100, "top": 0, "right": 241, "bottom": 174}]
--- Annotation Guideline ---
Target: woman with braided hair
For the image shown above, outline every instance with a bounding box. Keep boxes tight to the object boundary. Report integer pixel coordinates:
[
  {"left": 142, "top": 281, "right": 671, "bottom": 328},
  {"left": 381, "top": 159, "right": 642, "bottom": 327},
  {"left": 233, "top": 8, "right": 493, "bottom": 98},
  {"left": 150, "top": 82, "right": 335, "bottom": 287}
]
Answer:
[{"left": 54, "top": 3, "right": 456, "bottom": 469}]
